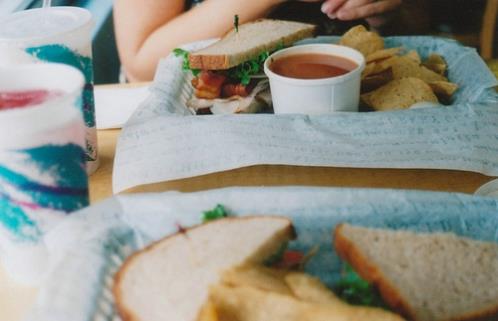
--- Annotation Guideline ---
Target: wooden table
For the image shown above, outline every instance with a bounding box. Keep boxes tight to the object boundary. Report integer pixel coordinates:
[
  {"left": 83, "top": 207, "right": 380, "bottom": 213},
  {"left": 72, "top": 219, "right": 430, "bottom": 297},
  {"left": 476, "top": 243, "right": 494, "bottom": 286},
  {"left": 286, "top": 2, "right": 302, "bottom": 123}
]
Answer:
[{"left": 4, "top": 85, "right": 497, "bottom": 321}]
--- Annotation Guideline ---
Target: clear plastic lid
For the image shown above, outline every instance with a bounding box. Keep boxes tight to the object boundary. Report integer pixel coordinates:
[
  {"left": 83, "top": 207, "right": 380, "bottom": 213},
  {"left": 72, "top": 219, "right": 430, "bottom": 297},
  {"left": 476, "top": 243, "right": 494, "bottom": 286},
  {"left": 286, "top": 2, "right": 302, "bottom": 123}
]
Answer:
[{"left": 0, "top": 7, "right": 91, "bottom": 41}]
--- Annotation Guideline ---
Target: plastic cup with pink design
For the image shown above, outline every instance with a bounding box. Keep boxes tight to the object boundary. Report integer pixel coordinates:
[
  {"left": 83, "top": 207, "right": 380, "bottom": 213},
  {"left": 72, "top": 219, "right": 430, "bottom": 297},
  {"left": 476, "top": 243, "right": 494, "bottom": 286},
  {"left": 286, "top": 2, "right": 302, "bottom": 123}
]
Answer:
[
  {"left": 0, "top": 5, "right": 99, "bottom": 174},
  {"left": 0, "top": 63, "right": 89, "bottom": 285}
]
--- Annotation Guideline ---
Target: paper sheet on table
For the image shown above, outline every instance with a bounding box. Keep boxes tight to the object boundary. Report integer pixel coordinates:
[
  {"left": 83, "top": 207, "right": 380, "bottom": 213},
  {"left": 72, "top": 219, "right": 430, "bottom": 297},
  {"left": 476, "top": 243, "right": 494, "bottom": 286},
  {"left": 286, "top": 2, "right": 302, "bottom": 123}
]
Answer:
[
  {"left": 113, "top": 36, "right": 498, "bottom": 193},
  {"left": 27, "top": 187, "right": 498, "bottom": 321},
  {"left": 94, "top": 85, "right": 149, "bottom": 129}
]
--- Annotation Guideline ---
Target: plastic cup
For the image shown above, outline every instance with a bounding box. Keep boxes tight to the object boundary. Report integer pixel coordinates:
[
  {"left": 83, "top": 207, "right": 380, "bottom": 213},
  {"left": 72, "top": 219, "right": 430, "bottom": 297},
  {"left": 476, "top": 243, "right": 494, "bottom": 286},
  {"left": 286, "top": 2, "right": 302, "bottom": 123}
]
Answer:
[
  {"left": 0, "top": 63, "right": 88, "bottom": 285},
  {"left": 0, "top": 6, "right": 99, "bottom": 174}
]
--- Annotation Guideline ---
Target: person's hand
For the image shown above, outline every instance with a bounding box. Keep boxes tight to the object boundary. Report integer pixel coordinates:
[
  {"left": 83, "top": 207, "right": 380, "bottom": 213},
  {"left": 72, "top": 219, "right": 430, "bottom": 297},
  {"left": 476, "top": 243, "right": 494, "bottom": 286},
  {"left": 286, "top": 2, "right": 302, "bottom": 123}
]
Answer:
[{"left": 320, "top": 0, "right": 402, "bottom": 27}]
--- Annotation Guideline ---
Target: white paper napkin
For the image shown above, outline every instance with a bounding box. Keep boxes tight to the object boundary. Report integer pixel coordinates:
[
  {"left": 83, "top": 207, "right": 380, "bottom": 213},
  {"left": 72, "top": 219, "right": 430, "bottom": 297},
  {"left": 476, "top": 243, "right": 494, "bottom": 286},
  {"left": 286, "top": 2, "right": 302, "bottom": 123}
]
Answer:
[{"left": 94, "top": 85, "right": 149, "bottom": 129}]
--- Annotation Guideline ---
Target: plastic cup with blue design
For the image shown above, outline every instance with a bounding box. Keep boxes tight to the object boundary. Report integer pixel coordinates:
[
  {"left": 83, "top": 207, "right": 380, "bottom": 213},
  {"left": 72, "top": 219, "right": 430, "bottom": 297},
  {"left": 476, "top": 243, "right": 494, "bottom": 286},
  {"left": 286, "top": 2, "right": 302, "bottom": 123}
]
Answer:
[
  {"left": 0, "top": 63, "right": 89, "bottom": 285},
  {"left": 0, "top": 6, "right": 99, "bottom": 174}
]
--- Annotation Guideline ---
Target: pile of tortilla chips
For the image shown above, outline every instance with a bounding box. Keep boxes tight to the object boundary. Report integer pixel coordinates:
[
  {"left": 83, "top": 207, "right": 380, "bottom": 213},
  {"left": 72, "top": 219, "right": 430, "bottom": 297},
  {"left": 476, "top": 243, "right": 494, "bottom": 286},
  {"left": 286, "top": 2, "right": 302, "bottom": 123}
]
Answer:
[
  {"left": 339, "top": 25, "right": 459, "bottom": 111},
  {"left": 198, "top": 265, "right": 404, "bottom": 321}
]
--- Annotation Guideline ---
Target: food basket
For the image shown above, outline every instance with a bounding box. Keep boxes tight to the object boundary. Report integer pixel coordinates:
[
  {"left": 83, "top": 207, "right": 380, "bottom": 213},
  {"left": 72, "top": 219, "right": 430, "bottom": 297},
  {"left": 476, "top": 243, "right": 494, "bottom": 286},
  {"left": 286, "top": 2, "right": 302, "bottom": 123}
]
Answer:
[
  {"left": 28, "top": 186, "right": 498, "bottom": 321},
  {"left": 112, "top": 36, "right": 498, "bottom": 193}
]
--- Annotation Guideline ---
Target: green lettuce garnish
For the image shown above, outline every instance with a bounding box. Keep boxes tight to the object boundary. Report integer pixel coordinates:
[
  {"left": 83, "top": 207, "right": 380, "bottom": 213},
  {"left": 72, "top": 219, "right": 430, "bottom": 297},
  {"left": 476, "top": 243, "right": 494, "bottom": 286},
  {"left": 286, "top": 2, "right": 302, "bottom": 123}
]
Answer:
[
  {"left": 202, "top": 204, "right": 228, "bottom": 222},
  {"left": 226, "top": 42, "right": 285, "bottom": 86},
  {"left": 173, "top": 48, "right": 200, "bottom": 76},
  {"left": 227, "top": 50, "right": 270, "bottom": 86},
  {"left": 174, "top": 42, "right": 286, "bottom": 86},
  {"left": 335, "top": 264, "right": 388, "bottom": 308}
]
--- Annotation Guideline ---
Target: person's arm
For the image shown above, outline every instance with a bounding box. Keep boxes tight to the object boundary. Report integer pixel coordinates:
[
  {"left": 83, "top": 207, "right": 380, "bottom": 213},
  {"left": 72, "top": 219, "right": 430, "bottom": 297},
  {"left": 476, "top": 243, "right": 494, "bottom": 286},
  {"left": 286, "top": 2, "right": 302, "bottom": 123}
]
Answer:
[
  {"left": 114, "top": 0, "right": 286, "bottom": 82},
  {"left": 320, "top": 0, "right": 402, "bottom": 28}
]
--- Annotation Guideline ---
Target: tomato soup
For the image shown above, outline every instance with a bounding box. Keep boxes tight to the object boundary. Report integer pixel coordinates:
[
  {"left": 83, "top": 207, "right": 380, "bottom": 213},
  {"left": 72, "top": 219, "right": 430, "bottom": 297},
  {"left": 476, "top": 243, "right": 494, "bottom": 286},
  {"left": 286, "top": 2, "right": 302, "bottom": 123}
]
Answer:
[{"left": 269, "top": 53, "right": 358, "bottom": 80}]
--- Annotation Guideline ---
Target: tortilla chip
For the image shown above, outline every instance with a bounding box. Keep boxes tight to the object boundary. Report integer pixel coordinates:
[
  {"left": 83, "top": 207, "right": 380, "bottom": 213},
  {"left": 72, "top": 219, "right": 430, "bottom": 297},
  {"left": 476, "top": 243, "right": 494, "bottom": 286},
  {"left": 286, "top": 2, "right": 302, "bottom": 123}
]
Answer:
[
  {"left": 368, "top": 55, "right": 446, "bottom": 83},
  {"left": 222, "top": 265, "right": 291, "bottom": 295},
  {"left": 198, "top": 300, "right": 219, "bottom": 321},
  {"left": 420, "top": 65, "right": 448, "bottom": 83},
  {"left": 339, "top": 25, "right": 384, "bottom": 57},
  {"left": 423, "top": 54, "right": 447, "bottom": 75},
  {"left": 429, "top": 81, "right": 458, "bottom": 99},
  {"left": 424, "top": 63, "right": 446, "bottom": 76},
  {"left": 390, "top": 56, "right": 447, "bottom": 82},
  {"left": 208, "top": 284, "right": 405, "bottom": 321},
  {"left": 418, "top": 65, "right": 448, "bottom": 82},
  {"left": 369, "top": 56, "right": 399, "bottom": 75},
  {"left": 425, "top": 53, "right": 446, "bottom": 65},
  {"left": 404, "top": 50, "right": 421, "bottom": 64},
  {"left": 284, "top": 272, "right": 345, "bottom": 307},
  {"left": 361, "top": 67, "right": 394, "bottom": 93},
  {"left": 362, "top": 62, "right": 377, "bottom": 78},
  {"left": 209, "top": 284, "right": 305, "bottom": 321},
  {"left": 366, "top": 47, "right": 402, "bottom": 63},
  {"left": 361, "top": 77, "right": 438, "bottom": 111},
  {"left": 340, "top": 25, "right": 368, "bottom": 40}
]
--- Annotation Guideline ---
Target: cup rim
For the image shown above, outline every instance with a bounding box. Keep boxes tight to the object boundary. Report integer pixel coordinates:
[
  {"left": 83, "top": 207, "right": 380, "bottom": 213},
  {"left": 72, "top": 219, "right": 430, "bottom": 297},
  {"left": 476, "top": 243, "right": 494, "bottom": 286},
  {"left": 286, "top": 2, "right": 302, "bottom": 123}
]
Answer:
[
  {"left": 0, "top": 6, "right": 93, "bottom": 43},
  {"left": 264, "top": 43, "right": 365, "bottom": 86}
]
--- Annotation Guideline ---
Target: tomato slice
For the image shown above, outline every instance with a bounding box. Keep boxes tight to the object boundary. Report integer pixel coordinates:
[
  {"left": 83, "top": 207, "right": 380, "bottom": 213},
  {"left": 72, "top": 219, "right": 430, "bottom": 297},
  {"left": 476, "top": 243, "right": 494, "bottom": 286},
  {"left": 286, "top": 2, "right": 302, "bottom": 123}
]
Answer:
[{"left": 273, "top": 250, "right": 305, "bottom": 269}]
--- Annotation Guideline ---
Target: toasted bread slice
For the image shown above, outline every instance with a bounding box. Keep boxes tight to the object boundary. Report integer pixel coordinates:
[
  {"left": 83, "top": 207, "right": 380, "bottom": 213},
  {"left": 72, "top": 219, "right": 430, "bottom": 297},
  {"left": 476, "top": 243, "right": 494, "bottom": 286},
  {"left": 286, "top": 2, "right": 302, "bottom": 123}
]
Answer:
[
  {"left": 113, "top": 216, "right": 295, "bottom": 321},
  {"left": 188, "top": 19, "right": 316, "bottom": 70},
  {"left": 334, "top": 223, "right": 498, "bottom": 321}
]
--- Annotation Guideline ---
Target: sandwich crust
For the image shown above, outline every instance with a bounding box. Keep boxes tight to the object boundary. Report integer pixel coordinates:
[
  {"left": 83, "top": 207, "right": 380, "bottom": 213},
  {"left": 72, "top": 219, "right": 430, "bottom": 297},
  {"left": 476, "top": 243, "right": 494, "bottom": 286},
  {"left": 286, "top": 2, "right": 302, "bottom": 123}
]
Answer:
[
  {"left": 188, "top": 19, "right": 316, "bottom": 70},
  {"left": 334, "top": 223, "right": 416, "bottom": 320},
  {"left": 334, "top": 223, "right": 498, "bottom": 321},
  {"left": 113, "top": 216, "right": 296, "bottom": 321}
]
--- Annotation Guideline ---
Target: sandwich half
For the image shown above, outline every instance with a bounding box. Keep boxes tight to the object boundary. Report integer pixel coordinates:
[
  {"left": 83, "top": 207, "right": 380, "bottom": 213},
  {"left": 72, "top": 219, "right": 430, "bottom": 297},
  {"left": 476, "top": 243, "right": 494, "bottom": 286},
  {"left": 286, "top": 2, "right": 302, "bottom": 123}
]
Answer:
[
  {"left": 113, "top": 216, "right": 295, "bottom": 321},
  {"left": 181, "top": 19, "right": 315, "bottom": 114},
  {"left": 334, "top": 223, "right": 498, "bottom": 321}
]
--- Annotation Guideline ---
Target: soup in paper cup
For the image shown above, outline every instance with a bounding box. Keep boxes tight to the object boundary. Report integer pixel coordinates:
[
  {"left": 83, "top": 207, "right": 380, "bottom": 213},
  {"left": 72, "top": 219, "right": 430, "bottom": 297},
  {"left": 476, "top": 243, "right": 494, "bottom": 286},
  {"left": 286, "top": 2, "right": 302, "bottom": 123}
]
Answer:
[{"left": 264, "top": 44, "right": 365, "bottom": 114}]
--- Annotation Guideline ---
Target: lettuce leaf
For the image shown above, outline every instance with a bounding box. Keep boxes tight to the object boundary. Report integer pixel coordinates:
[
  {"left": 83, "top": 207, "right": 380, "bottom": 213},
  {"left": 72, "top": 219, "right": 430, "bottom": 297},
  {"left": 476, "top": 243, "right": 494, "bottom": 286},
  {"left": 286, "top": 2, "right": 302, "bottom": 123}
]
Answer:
[
  {"left": 335, "top": 264, "right": 388, "bottom": 308},
  {"left": 174, "top": 42, "right": 285, "bottom": 86},
  {"left": 173, "top": 48, "right": 200, "bottom": 76},
  {"left": 202, "top": 204, "right": 228, "bottom": 222}
]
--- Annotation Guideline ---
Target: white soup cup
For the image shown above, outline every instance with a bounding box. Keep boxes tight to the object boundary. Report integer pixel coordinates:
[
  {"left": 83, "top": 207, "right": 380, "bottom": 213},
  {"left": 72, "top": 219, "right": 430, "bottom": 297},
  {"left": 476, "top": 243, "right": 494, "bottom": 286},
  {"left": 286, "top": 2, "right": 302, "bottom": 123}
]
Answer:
[{"left": 264, "top": 44, "right": 365, "bottom": 114}]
